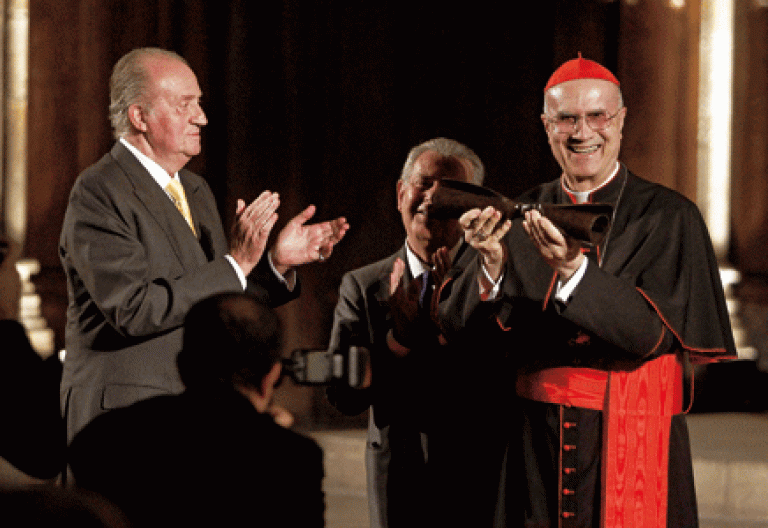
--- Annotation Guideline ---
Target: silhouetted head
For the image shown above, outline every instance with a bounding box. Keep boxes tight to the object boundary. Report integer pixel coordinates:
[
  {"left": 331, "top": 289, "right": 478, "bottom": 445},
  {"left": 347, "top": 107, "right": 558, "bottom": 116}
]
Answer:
[{"left": 177, "top": 293, "right": 282, "bottom": 392}]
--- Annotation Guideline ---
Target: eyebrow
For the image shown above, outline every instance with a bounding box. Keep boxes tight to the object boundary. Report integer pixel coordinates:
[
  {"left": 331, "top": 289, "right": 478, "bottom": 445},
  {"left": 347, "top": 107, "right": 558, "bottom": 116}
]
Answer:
[
  {"left": 411, "top": 172, "right": 438, "bottom": 181},
  {"left": 556, "top": 109, "right": 608, "bottom": 117}
]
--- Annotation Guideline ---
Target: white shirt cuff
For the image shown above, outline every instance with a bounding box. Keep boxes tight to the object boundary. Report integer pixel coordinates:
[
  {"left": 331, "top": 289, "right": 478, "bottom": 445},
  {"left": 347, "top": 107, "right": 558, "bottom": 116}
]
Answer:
[
  {"left": 479, "top": 262, "right": 503, "bottom": 301},
  {"left": 267, "top": 251, "right": 297, "bottom": 291},
  {"left": 224, "top": 253, "right": 296, "bottom": 292},
  {"left": 554, "top": 257, "right": 589, "bottom": 303},
  {"left": 224, "top": 255, "right": 248, "bottom": 290}
]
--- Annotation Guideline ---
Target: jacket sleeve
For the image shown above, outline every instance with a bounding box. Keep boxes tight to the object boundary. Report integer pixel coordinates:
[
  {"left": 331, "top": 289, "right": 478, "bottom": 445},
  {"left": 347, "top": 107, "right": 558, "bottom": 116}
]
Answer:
[{"left": 325, "top": 271, "right": 375, "bottom": 416}]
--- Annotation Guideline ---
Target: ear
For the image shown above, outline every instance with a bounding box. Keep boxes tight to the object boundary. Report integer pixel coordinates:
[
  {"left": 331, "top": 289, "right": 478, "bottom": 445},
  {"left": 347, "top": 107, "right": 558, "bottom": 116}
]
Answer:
[
  {"left": 127, "top": 103, "right": 148, "bottom": 133},
  {"left": 259, "top": 362, "right": 283, "bottom": 397},
  {"left": 541, "top": 114, "right": 551, "bottom": 133},
  {"left": 616, "top": 106, "right": 627, "bottom": 136},
  {"left": 396, "top": 179, "right": 405, "bottom": 213}
]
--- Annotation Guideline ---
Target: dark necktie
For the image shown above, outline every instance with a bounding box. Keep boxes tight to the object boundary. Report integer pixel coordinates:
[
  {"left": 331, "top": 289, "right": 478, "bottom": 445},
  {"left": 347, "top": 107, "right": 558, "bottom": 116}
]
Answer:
[{"left": 418, "top": 270, "right": 433, "bottom": 311}]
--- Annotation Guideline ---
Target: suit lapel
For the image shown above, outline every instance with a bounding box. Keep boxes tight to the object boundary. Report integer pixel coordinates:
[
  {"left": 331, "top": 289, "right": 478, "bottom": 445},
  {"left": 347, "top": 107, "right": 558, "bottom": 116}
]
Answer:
[
  {"left": 381, "top": 245, "right": 412, "bottom": 284},
  {"left": 435, "top": 242, "right": 473, "bottom": 305},
  {"left": 111, "top": 142, "right": 208, "bottom": 268},
  {"left": 446, "top": 242, "right": 470, "bottom": 279},
  {"left": 181, "top": 171, "right": 223, "bottom": 263},
  {"left": 178, "top": 171, "right": 202, "bottom": 235},
  {"left": 380, "top": 243, "right": 470, "bottom": 296}
]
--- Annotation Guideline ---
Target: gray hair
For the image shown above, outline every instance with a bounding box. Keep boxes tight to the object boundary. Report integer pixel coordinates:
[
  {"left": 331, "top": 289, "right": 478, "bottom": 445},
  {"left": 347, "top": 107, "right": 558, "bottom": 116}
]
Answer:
[
  {"left": 108, "top": 47, "right": 189, "bottom": 139},
  {"left": 400, "top": 137, "right": 485, "bottom": 185}
]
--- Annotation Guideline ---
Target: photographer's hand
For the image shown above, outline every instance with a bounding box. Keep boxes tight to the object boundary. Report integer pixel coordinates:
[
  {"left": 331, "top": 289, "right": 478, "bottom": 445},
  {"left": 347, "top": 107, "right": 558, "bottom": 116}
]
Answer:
[{"left": 268, "top": 404, "right": 294, "bottom": 428}]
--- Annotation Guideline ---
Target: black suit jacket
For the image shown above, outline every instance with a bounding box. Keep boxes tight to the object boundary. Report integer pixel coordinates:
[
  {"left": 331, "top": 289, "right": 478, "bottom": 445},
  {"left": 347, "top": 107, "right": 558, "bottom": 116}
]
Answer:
[
  {"left": 59, "top": 142, "right": 297, "bottom": 443},
  {"left": 68, "top": 388, "right": 325, "bottom": 527}
]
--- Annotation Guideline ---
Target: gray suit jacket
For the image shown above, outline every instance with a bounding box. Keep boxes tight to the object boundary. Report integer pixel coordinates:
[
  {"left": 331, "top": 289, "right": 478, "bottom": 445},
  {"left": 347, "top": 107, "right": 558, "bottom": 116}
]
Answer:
[
  {"left": 327, "top": 243, "right": 504, "bottom": 528},
  {"left": 59, "top": 142, "right": 297, "bottom": 444},
  {"left": 327, "top": 245, "right": 426, "bottom": 528}
]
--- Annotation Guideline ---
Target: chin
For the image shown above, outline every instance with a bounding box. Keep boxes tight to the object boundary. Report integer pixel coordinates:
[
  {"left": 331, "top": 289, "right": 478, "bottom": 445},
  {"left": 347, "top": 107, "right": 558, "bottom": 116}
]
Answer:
[{"left": 565, "top": 163, "right": 603, "bottom": 180}]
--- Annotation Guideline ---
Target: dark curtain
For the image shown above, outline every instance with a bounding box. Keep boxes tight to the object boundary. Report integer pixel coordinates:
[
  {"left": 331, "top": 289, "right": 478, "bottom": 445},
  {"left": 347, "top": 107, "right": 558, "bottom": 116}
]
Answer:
[{"left": 30, "top": 0, "right": 622, "bottom": 426}]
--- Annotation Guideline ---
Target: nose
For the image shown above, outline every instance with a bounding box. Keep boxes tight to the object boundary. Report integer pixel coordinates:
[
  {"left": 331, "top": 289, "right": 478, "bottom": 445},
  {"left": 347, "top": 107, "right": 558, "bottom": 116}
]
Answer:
[
  {"left": 571, "top": 115, "right": 592, "bottom": 138},
  {"left": 423, "top": 180, "right": 440, "bottom": 202},
  {"left": 192, "top": 102, "right": 208, "bottom": 126}
]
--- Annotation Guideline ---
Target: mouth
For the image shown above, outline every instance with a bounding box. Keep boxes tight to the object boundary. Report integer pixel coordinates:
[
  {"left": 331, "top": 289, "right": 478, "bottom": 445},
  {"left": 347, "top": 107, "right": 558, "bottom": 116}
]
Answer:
[{"left": 568, "top": 144, "right": 600, "bottom": 155}]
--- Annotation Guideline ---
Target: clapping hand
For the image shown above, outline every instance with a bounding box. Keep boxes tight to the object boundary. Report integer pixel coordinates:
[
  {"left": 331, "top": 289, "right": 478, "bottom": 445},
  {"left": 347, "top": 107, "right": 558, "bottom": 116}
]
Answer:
[
  {"left": 387, "top": 248, "right": 450, "bottom": 353},
  {"left": 387, "top": 258, "right": 423, "bottom": 354},
  {"left": 270, "top": 205, "right": 349, "bottom": 275},
  {"left": 229, "top": 191, "right": 281, "bottom": 276}
]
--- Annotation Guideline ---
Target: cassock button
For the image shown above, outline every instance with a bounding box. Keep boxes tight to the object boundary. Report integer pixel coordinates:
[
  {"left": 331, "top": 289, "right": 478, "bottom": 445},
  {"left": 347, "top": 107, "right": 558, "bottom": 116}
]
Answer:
[
  {"left": 563, "top": 444, "right": 576, "bottom": 451},
  {"left": 563, "top": 488, "right": 575, "bottom": 496}
]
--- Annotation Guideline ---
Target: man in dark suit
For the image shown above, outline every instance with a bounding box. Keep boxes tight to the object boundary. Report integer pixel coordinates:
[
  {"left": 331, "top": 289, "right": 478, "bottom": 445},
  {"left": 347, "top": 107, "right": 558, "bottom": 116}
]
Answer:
[
  {"left": 68, "top": 293, "right": 325, "bottom": 527},
  {"left": 59, "top": 48, "right": 348, "bottom": 455},
  {"left": 327, "top": 138, "right": 507, "bottom": 527}
]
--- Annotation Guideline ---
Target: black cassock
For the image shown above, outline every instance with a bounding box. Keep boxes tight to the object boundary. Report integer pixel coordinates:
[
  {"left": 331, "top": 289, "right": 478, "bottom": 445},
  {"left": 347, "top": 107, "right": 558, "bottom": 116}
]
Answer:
[{"left": 438, "top": 164, "right": 736, "bottom": 528}]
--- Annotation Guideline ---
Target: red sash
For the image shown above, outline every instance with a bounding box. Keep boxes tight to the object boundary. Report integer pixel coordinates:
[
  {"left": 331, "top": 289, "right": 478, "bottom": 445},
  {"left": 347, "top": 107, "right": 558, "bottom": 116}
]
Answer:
[{"left": 516, "top": 355, "right": 684, "bottom": 528}]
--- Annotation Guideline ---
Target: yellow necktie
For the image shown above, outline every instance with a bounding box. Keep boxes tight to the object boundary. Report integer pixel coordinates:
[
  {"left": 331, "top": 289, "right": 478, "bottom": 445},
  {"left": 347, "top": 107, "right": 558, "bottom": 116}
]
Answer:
[{"left": 165, "top": 178, "right": 197, "bottom": 236}]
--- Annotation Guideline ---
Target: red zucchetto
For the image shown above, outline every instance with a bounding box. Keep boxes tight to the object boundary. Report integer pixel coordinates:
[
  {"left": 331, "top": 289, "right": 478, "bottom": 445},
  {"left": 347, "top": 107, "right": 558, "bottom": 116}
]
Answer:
[{"left": 544, "top": 53, "right": 620, "bottom": 92}]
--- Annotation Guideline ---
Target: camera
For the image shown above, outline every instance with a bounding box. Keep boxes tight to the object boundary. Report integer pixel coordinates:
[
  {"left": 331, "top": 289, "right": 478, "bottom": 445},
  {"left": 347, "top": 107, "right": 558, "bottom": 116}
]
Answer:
[{"left": 282, "top": 346, "right": 370, "bottom": 389}]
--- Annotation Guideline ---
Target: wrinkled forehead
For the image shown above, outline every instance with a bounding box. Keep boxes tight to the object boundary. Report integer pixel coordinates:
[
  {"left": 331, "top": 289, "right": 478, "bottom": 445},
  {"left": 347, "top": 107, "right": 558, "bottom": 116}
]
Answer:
[{"left": 545, "top": 78, "right": 621, "bottom": 113}]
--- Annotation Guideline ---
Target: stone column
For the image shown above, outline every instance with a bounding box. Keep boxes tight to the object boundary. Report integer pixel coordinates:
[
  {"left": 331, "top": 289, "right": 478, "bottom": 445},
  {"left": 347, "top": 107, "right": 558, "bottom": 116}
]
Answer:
[
  {"left": 698, "top": 0, "right": 758, "bottom": 361},
  {"left": 697, "top": 0, "right": 735, "bottom": 261},
  {"left": 5, "top": 0, "right": 26, "bottom": 247},
  {"left": 0, "top": 0, "right": 54, "bottom": 358}
]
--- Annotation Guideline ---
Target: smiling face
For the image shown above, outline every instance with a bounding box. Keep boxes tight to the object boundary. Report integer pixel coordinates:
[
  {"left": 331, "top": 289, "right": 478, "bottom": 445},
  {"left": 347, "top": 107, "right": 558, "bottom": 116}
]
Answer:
[
  {"left": 542, "top": 78, "right": 626, "bottom": 192},
  {"left": 397, "top": 150, "right": 475, "bottom": 263},
  {"left": 130, "top": 55, "right": 208, "bottom": 174}
]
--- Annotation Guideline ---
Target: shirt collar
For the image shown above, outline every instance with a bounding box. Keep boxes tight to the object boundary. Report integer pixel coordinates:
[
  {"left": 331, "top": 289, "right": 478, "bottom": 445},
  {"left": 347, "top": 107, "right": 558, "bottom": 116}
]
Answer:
[
  {"left": 120, "top": 137, "right": 179, "bottom": 188},
  {"left": 404, "top": 239, "right": 462, "bottom": 277},
  {"left": 563, "top": 161, "right": 620, "bottom": 204}
]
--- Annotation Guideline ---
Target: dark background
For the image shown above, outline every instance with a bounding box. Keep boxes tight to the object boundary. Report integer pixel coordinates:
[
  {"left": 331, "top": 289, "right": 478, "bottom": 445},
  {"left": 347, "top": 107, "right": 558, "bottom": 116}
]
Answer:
[{"left": 25, "top": 0, "right": 768, "bottom": 426}]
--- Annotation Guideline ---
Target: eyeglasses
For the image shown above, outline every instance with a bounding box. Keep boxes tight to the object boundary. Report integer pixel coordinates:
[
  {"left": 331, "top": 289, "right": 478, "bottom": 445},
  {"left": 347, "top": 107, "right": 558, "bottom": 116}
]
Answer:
[{"left": 544, "top": 108, "right": 623, "bottom": 134}]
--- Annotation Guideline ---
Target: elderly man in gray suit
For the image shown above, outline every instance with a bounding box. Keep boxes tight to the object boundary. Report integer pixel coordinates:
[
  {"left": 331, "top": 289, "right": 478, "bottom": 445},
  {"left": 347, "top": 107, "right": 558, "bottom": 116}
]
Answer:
[
  {"left": 327, "top": 137, "right": 508, "bottom": 527},
  {"left": 59, "top": 47, "right": 348, "bottom": 464}
]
